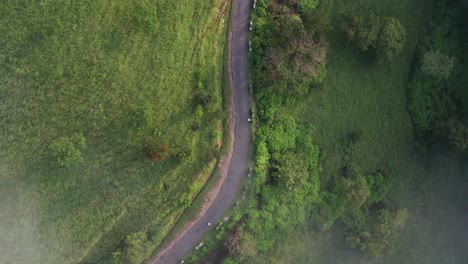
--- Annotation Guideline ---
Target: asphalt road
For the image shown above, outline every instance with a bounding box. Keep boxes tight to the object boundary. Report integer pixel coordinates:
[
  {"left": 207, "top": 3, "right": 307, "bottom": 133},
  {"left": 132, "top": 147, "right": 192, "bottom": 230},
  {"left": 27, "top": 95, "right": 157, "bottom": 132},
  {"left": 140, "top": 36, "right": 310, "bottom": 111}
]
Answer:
[{"left": 155, "top": 0, "right": 251, "bottom": 263}]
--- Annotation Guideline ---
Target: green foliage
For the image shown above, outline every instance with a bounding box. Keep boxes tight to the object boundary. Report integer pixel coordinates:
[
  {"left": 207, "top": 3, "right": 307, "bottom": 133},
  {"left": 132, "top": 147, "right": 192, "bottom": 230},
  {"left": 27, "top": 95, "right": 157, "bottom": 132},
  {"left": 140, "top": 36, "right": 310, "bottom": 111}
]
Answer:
[
  {"left": 246, "top": 88, "right": 321, "bottom": 252},
  {"left": 261, "top": 113, "right": 299, "bottom": 157},
  {"left": 243, "top": 0, "right": 468, "bottom": 263},
  {"left": 346, "top": 208, "right": 409, "bottom": 257},
  {"left": 270, "top": 14, "right": 304, "bottom": 47},
  {"left": 252, "top": 0, "right": 329, "bottom": 95},
  {"left": 225, "top": 228, "right": 257, "bottom": 261},
  {"left": 421, "top": 51, "right": 455, "bottom": 79},
  {"left": 315, "top": 186, "right": 346, "bottom": 230},
  {"left": 275, "top": 152, "right": 309, "bottom": 189},
  {"left": 299, "top": 0, "right": 320, "bottom": 11},
  {"left": 302, "top": 9, "right": 332, "bottom": 40},
  {"left": 117, "top": 231, "right": 151, "bottom": 264},
  {"left": 344, "top": 13, "right": 406, "bottom": 62},
  {"left": 377, "top": 17, "right": 406, "bottom": 61},
  {"left": 314, "top": 167, "right": 393, "bottom": 232},
  {"left": 406, "top": 3, "right": 462, "bottom": 136},
  {"left": 48, "top": 133, "right": 87, "bottom": 167},
  {"left": 343, "top": 175, "right": 371, "bottom": 209},
  {"left": 366, "top": 172, "right": 393, "bottom": 205},
  {"left": 254, "top": 140, "right": 269, "bottom": 193},
  {"left": 222, "top": 258, "right": 240, "bottom": 264},
  {"left": 407, "top": 67, "right": 443, "bottom": 133},
  {"left": 344, "top": 14, "right": 379, "bottom": 52},
  {"left": 193, "top": 104, "right": 204, "bottom": 129}
]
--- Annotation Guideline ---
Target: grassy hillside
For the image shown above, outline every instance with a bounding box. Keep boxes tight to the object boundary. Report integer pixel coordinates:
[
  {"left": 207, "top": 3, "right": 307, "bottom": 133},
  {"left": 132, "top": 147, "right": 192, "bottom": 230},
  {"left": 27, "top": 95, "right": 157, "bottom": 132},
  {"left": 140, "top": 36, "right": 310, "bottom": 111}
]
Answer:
[{"left": 0, "top": 0, "right": 229, "bottom": 263}]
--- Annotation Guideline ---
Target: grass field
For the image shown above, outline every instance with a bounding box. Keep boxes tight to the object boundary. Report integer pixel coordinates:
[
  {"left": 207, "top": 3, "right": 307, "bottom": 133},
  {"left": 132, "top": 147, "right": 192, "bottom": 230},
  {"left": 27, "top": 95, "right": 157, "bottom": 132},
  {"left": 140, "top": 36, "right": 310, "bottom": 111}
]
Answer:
[
  {"left": 0, "top": 1, "right": 229, "bottom": 263},
  {"left": 247, "top": 0, "right": 468, "bottom": 263}
]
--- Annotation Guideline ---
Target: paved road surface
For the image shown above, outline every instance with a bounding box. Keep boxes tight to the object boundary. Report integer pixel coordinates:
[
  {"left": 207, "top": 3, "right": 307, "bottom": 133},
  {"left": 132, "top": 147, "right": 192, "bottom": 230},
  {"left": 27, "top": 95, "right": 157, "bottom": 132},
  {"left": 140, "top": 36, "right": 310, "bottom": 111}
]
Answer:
[{"left": 156, "top": 0, "right": 251, "bottom": 263}]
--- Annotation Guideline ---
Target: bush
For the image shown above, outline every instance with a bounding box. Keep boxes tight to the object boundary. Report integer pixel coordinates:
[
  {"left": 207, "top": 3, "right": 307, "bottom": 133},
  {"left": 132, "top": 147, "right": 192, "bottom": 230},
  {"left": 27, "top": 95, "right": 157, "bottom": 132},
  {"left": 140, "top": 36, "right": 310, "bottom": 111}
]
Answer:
[
  {"left": 366, "top": 172, "right": 393, "bottom": 205},
  {"left": 48, "top": 133, "right": 87, "bottom": 167},
  {"left": 144, "top": 141, "right": 169, "bottom": 161},
  {"left": 299, "top": 0, "right": 320, "bottom": 11},
  {"left": 113, "top": 231, "right": 151, "bottom": 264}
]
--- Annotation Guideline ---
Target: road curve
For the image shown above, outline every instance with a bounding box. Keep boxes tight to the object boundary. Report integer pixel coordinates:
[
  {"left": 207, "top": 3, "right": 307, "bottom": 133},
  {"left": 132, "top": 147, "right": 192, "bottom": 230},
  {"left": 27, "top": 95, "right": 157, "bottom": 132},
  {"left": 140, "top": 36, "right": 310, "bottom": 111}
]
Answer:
[{"left": 154, "top": 0, "right": 251, "bottom": 263}]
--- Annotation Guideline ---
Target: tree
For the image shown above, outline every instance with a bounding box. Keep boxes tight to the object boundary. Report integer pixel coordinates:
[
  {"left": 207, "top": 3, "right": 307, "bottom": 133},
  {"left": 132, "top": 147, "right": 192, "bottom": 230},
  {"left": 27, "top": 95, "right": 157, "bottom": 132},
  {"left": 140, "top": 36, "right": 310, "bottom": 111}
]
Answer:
[
  {"left": 346, "top": 208, "right": 409, "bottom": 257},
  {"left": 366, "top": 172, "right": 392, "bottom": 205},
  {"left": 376, "top": 16, "right": 406, "bottom": 61},
  {"left": 271, "top": 13, "right": 304, "bottom": 46},
  {"left": 302, "top": 9, "right": 331, "bottom": 40},
  {"left": 265, "top": 33, "right": 328, "bottom": 87},
  {"left": 342, "top": 175, "right": 371, "bottom": 209},
  {"left": 48, "top": 133, "right": 87, "bottom": 167},
  {"left": 421, "top": 51, "right": 455, "bottom": 79},
  {"left": 344, "top": 14, "right": 380, "bottom": 51},
  {"left": 225, "top": 228, "right": 257, "bottom": 261},
  {"left": 343, "top": 13, "right": 406, "bottom": 62}
]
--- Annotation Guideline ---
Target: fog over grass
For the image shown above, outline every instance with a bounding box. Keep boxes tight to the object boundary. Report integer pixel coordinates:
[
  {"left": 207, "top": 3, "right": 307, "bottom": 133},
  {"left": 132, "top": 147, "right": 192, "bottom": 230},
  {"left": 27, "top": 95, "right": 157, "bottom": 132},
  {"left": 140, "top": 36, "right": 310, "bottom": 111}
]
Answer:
[{"left": 0, "top": 165, "right": 41, "bottom": 264}]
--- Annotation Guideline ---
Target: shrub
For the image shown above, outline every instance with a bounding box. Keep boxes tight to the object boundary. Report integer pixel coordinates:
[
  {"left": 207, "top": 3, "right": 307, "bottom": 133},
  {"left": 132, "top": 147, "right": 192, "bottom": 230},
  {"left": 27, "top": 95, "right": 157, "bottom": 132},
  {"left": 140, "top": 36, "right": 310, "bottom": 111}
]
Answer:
[
  {"left": 366, "top": 172, "right": 393, "bottom": 205},
  {"left": 350, "top": 129, "right": 364, "bottom": 143},
  {"left": 48, "top": 133, "right": 87, "bottom": 167},
  {"left": 144, "top": 141, "right": 169, "bottom": 161},
  {"left": 299, "top": 0, "right": 320, "bottom": 11},
  {"left": 113, "top": 231, "right": 151, "bottom": 264}
]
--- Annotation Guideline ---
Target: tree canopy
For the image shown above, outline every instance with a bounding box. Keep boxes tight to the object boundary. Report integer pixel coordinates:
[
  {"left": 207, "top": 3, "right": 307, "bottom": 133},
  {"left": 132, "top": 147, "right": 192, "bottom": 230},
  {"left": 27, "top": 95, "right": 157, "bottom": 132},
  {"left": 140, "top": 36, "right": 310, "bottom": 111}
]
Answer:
[{"left": 343, "top": 13, "right": 406, "bottom": 62}]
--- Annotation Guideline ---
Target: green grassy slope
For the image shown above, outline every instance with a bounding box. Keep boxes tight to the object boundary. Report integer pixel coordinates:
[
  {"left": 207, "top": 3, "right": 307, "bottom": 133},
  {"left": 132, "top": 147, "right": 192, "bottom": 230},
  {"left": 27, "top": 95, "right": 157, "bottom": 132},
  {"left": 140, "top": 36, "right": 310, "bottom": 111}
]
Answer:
[{"left": 0, "top": 0, "right": 229, "bottom": 263}]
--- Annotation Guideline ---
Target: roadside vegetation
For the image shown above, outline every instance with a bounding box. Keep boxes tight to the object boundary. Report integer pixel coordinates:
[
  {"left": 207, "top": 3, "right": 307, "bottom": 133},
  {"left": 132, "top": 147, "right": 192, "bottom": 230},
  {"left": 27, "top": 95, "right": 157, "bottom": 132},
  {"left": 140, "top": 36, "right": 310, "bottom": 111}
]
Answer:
[
  {"left": 186, "top": 0, "right": 468, "bottom": 263},
  {"left": 0, "top": 1, "right": 230, "bottom": 263}
]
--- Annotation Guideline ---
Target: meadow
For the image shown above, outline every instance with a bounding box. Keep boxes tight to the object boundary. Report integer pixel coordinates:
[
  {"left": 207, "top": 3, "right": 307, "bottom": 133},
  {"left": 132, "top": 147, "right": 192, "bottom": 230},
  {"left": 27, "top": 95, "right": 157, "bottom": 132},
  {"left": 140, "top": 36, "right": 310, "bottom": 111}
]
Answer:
[{"left": 0, "top": 0, "right": 229, "bottom": 263}]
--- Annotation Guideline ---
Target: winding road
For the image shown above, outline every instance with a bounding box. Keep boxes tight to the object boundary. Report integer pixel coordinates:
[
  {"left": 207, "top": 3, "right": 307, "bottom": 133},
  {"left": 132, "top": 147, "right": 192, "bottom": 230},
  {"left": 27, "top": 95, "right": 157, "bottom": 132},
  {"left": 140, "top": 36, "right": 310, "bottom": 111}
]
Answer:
[{"left": 153, "top": 0, "right": 251, "bottom": 263}]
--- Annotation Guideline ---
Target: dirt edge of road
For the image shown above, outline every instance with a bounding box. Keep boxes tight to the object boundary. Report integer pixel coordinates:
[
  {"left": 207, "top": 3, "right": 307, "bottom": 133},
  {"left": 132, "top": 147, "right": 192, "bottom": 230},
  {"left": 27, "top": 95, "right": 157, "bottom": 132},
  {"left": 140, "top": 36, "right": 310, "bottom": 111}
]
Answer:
[{"left": 150, "top": 30, "right": 236, "bottom": 264}]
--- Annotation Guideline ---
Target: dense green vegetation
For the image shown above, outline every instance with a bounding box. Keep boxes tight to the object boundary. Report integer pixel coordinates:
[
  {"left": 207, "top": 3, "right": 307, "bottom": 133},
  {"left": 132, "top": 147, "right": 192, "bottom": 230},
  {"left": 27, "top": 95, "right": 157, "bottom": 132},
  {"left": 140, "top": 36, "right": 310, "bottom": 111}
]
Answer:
[
  {"left": 407, "top": 2, "right": 468, "bottom": 149},
  {"left": 186, "top": 0, "right": 468, "bottom": 263},
  {"left": 0, "top": 1, "right": 229, "bottom": 263},
  {"left": 342, "top": 12, "right": 406, "bottom": 62}
]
